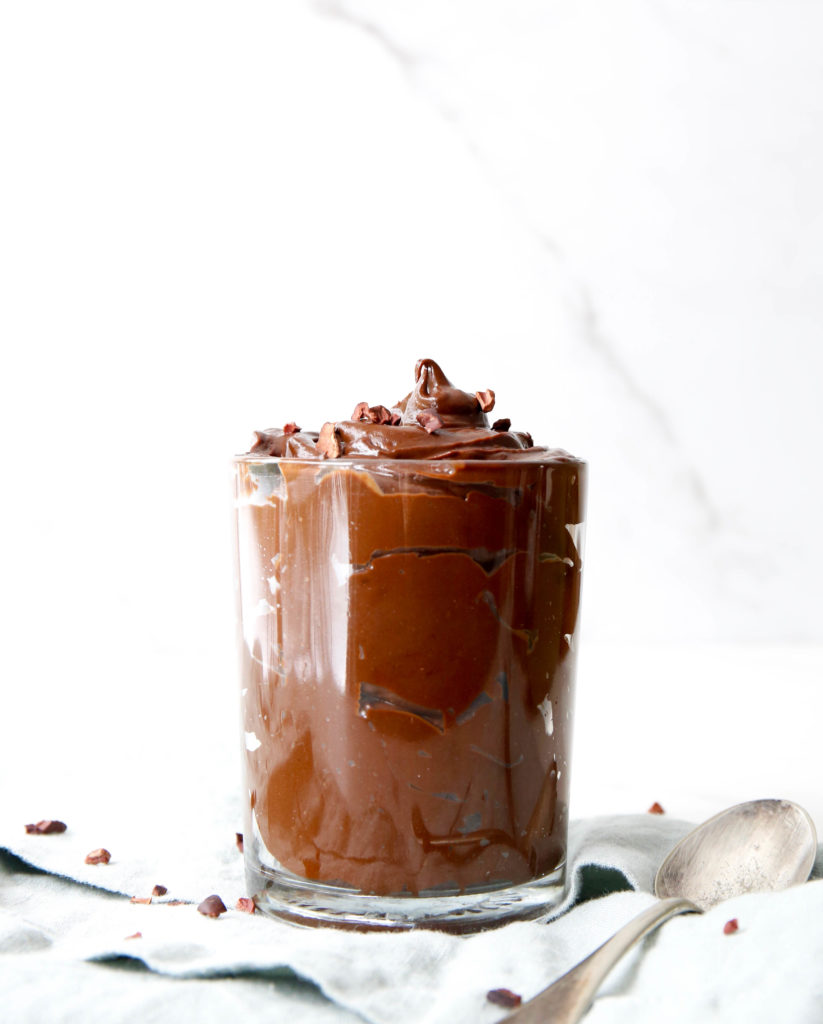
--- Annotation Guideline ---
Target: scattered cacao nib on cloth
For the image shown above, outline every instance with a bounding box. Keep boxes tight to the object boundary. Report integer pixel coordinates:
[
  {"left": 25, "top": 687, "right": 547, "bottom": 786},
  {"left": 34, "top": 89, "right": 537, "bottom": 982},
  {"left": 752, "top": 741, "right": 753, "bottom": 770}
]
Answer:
[
  {"left": 24, "top": 820, "right": 67, "bottom": 835},
  {"left": 197, "top": 895, "right": 227, "bottom": 918},
  {"left": 84, "top": 849, "right": 111, "bottom": 865},
  {"left": 486, "top": 988, "right": 522, "bottom": 1008}
]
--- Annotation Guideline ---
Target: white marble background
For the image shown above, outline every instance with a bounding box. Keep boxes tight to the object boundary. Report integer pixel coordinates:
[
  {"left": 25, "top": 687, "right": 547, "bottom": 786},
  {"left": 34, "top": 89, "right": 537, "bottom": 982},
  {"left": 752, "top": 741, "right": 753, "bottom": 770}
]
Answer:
[{"left": 1, "top": 1, "right": 822, "bottom": 824}]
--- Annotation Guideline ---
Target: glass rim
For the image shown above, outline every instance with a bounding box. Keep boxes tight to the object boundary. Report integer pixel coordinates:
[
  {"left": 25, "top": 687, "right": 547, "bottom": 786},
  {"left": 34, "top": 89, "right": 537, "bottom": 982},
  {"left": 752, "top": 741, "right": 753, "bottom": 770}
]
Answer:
[{"left": 232, "top": 452, "right": 586, "bottom": 469}]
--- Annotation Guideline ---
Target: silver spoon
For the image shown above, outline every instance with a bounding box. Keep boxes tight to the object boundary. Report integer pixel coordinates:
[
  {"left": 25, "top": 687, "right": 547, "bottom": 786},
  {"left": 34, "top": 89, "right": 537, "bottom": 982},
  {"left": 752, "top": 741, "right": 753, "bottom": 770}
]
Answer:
[{"left": 504, "top": 799, "right": 817, "bottom": 1024}]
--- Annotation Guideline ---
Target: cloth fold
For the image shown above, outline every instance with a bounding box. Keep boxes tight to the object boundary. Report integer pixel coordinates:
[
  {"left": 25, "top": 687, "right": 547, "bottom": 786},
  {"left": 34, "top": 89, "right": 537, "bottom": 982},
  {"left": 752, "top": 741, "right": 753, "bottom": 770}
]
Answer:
[{"left": 2, "top": 812, "right": 822, "bottom": 1023}]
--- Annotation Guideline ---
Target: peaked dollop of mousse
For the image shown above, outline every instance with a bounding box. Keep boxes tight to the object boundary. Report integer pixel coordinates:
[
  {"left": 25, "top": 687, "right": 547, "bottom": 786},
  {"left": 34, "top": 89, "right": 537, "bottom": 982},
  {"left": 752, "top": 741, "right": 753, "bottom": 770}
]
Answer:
[
  {"left": 397, "top": 357, "right": 491, "bottom": 430},
  {"left": 248, "top": 358, "right": 575, "bottom": 462}
]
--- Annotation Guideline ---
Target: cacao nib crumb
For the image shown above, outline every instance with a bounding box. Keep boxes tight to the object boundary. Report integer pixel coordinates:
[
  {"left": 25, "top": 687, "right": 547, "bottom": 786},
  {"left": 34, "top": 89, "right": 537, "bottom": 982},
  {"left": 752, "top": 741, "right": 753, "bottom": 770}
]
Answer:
[
  {"left": 487, "top": 988, "right": 522, "bottom": 1009},
  {"left": 130, "top": 896, "right": 152, "bottom": 905},
  {"left": 152, "top": 885, "right": 168, "bottom": 897},
  {"left": 647, "top": 802, "right": 665, "bottom": 815},
  {"left": 197, "top": 895, "right": 227, "bottom": 918},
  {"left": 317, "top": 422, "right": 341, "bottom": 458},
  {"left": 723, "top": 918, "right": 739, "bottom": 935},
  {"left": 492, "top": 418, "right": 511, "bottom": 432},
  {"left": 475, "top": 389, "right": 496, "bottom": 413},
  {"left": 368, "top": 404, "right": 393, "bottom": 425},
  {"left": 125, "top": 931, "right": 142, "bottom": 940},
  {"left": 417, "top": 412, "right": 443, "bottom": 434},
  {"left": 25, "top": 820, "right": 67, "bottom": 835},
  {"left": 85, "top": 848, "right": 111, "bottom": 865},
  {"left": 235, "top": 897, "right": 255, "bottom": 914},
  {"left": 235, "top": 832, "right": 244, "bottom": 853},
  {"left": 389, "top": 410, "right": 402, "bottom": 425},
  {"left": 282, "top": 422, "right": 300, "bottom": 435},
  {"left": 352, "top": 402, "right": 393, "bottom": 425}
]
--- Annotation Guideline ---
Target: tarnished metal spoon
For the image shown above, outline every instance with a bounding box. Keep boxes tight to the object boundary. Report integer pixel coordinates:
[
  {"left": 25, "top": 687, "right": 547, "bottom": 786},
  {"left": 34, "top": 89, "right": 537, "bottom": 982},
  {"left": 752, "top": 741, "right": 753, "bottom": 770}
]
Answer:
[{"left": 504, "top": 799, "right": 817, "bottom": 1024}]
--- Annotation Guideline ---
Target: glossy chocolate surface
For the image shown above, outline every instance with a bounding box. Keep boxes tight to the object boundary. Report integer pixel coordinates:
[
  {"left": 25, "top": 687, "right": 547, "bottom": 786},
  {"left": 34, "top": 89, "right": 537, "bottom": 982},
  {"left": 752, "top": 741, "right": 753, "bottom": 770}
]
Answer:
[{"left": 249, "top": 357, "right": 558, "bottom": 462}]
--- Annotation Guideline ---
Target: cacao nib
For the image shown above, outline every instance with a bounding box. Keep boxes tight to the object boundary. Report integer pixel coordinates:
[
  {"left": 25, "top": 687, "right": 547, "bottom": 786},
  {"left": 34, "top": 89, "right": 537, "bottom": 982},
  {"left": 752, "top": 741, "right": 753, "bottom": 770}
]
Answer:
[
  {"left": 487, "top": 988, "right": 522, "bottom": 1008},
  {"left": 417, "top": 412, "right": 443, "bottom": 434},
  {"left": 25, "top": 820, "right": 67, "bottom": 835},
  {"left": 317, "top": 422, "right": 341, "bottom": 458},
  {"left": 197, "top": 895, "right": 227, "bottom": 918},
  {"left": 475, "top": 389, "right": 496, "bottom": 413},
  {"left": 84, "top": 848, "right": 111, "bottom": 865}
]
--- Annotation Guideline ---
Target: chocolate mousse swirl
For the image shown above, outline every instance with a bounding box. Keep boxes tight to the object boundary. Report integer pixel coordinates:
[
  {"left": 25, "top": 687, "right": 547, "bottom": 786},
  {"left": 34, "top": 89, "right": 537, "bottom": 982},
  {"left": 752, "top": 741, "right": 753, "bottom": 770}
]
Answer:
[{"left": 249, "top": 359, "right": 574, "bottom": 462}]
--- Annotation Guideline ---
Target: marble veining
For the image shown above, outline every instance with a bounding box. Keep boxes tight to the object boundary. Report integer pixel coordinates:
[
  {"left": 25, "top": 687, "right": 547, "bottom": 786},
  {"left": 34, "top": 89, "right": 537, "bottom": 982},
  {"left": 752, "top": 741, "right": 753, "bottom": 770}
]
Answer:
[
  {"left": 314, "top": 0, "right": 417, "bottom": 73},
  {"left": 302, "top": 0, "right": 823, "bottom": 638}
]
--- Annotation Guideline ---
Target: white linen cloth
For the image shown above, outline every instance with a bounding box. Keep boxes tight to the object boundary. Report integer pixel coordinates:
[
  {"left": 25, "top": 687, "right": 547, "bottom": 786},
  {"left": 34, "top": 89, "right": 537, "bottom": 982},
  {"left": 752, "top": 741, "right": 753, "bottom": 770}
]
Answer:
[{"left": 2, "top": 807, "right": 822, "bottom": 1024}]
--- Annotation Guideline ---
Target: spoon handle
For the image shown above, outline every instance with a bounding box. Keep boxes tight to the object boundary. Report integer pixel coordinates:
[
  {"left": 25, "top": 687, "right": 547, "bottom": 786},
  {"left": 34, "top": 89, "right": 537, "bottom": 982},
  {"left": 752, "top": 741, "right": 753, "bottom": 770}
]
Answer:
[{"left": 503, "top": 896, "right": 699, "bottom": 1024}]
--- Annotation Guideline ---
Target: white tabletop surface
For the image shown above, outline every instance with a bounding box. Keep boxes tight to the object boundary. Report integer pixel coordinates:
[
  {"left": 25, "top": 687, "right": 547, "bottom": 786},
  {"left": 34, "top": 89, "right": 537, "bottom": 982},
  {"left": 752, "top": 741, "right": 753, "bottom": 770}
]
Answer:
[{"left": 573, "top": 643, "right": 823, "bottom": 829}]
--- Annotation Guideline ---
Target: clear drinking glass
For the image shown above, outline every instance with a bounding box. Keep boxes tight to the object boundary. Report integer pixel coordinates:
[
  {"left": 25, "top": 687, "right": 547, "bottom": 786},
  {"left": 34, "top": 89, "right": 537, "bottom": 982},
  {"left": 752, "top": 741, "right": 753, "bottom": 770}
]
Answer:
[{"left": 233, "top": 454, "right": 585, "bottom": 931}]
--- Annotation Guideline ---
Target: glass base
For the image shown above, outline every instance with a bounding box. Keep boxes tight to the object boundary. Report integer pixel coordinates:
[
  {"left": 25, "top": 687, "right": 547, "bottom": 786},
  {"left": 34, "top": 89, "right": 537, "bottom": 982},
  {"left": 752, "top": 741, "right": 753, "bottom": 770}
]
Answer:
[{"left": 247, "top": 860, "right": 566, "bottom": 933}]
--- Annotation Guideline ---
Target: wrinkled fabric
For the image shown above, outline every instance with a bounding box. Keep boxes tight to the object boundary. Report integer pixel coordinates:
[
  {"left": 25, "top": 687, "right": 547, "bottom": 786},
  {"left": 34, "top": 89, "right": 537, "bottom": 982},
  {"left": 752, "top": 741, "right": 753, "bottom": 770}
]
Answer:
[{"left": 2, "top": 813, "right": 822, "bottom": 1023}]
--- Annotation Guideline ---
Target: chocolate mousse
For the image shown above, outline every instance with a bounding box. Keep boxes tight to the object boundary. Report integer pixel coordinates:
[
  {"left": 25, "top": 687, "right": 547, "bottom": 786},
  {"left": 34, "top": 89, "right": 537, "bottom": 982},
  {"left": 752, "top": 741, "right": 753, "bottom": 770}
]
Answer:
[{"left": 234, "top": 359, "right": 585, "bottom": 907}]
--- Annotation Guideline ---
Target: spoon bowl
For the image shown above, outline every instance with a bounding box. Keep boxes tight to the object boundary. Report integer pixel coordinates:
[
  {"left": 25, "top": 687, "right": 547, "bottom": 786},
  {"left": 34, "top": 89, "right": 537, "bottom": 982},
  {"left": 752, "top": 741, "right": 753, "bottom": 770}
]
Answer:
[{"left": 654, "top": 798, "right": 817, "bottom": 910}]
